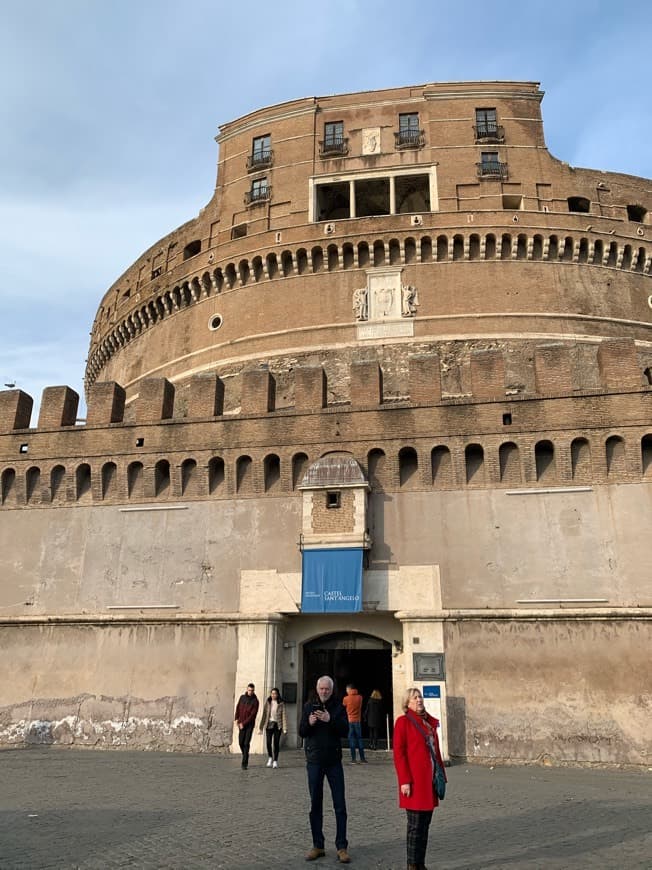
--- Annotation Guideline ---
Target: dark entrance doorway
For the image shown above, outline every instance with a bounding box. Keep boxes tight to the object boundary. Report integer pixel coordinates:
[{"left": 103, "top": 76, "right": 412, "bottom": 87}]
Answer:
[{"left": 303, "top": 632, "right": 393, "bottom": 747}]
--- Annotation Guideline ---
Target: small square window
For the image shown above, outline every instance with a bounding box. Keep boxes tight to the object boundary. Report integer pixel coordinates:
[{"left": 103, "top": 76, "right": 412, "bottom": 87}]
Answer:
[
  {"left": 326, "top": 491, "right": 341, "bottom": 509},
  {"left": 19, "top": 443, "right": 29, "bottom": 453},
  {"left": 502, "top": 413, "right": 512, "bottom": 425},
  {"left": 136, "top": 437, "right": 145, "bottom": 447}
]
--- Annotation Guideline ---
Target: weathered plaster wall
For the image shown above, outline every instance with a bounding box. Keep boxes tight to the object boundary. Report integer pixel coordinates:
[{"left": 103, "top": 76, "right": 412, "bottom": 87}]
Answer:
[
  {"left": 444, "top": 617, "right": 651, "bottom": 766},
  {"left": 0, "top": 621, "right": 237, "bottom": 751}
]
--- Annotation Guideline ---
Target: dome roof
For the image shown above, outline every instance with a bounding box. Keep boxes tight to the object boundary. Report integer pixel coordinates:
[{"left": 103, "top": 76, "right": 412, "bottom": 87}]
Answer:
[{"left": 300, "top": 453, "right": 367, "bottom": 489}]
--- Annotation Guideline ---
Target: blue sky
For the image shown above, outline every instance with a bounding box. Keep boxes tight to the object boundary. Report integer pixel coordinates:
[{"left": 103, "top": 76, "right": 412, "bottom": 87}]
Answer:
[{"left": 1, "top": 0, "right": 651, "bottom": 420}]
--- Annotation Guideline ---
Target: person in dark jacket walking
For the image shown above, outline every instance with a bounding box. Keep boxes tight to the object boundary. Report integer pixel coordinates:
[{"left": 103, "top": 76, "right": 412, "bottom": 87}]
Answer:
[
  {"left": 364, "top": 689, "right": 384, "bottom": 750},
  {"left": 299, "top": 676, "right": 351, "bottom": 864},
  {"left": 234, "top": 682, "right": 259, "bottom": 770}
]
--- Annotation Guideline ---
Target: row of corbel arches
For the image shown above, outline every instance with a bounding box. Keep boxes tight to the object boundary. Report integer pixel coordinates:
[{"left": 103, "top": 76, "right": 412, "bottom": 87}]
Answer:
[
  {"left": 86, "top": 229, "right": 652, "bottom": 384},
  {"left": 2, "top": 433, "right": 652, "bottom": 507}
]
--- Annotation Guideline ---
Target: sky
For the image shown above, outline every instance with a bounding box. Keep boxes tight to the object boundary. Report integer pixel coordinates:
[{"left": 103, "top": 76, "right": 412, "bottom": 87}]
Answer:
[{"left": 1, "top": 0, "right": 651, "bottom": 421}]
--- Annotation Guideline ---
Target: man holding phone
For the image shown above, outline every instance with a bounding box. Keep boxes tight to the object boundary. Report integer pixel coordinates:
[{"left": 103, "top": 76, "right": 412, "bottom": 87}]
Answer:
[{"left": 299, "top": 676, "right": 350, "bottom": 863}]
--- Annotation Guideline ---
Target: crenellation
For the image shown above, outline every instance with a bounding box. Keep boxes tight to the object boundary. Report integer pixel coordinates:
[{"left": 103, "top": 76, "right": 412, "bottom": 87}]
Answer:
[
  {"left": 597, "top": 338, "right": 641, "bottom": 390},
  {"left": 470, "top": 349, "right": 506, "bottom": 400},
  {"left": 135, "top": 378, "right": 175, "bottom": 423},
  {"left": 38, "top": 386, "right": 79, "bottom": 429},
  {"left": 86, "top": 381, "right": 126, "bottom": 425},
  {"left": 0, "top": 389, "right": 33, "bottom": 433},
  {"left": 187, "top": 372, "right": 224, "bottom": 418},
  {"left": 241, "top": 369, "right": 275, "bottom": 414},
  {"left": 350, "top": 361, "right": 383, "bottom": 407}
]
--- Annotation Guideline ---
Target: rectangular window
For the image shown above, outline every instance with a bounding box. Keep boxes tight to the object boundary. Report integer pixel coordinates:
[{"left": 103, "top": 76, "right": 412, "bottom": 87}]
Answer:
[
  {"left": 324, "top": 122, "right": 344, "bottom": 146},
  {"left": 481, "top": 151, "right": 500, "bottom": 171},
  {"left": 247, "top": 177, "right": 269, "bottom": 204},
  {"left": 476, "top": 108, "right": 496, "bottom": 132},
  {"left": 326, "top": 491, "right": 341, "bottom": 509},
  {"left": 249, "top": 134, "right": 272, "bottom": 170},
  {"left": 396, "top": 113, "right": 422, "bottom": 148}
]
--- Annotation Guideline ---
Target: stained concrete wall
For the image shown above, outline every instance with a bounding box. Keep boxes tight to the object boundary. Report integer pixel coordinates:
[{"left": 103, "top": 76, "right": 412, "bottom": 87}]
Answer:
[{"left": 0, "top": 621, "right": 237, "bottom": 751}]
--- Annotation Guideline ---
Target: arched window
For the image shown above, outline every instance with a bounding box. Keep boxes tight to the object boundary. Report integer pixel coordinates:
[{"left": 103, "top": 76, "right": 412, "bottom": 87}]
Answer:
[
  {"left": 500, "top": 234, "right": 511, "bottom": 259},
  {"left": 296, "top": 249, "right": 308, "bottom": 275},
  {"left": 367, "top": 448, "right": 387, "bottom": 491},
  {"left": 641, "top": 435, "right": 652, "bottom": 477},
  {"left": 236, "top": 455, "right": 253, "bottom": 493},
  {"left": 431, "top": 446, "right": 452, "bottom": 487},
  {"left": 535, "top": 440, "right": 555, "bottom": 482},
  {"left": 532, "top": 235, "right": 543, "bottom": 260},
  {"left": 181, "top": 458, "right": 198, "bottom": 496},
  {"left": 26, "top": 466, "right": 41, "bottom": 504},
  {"left": 208, "top": 457, "right": 225, "bottom": 494},
  {"left": 50, "top": 465, "right": 66, "bottom": 501},
  {"left": 225, "top": 263, "right": 237, "bottom": 288},
  {"left": 373, "top": 240, "right": 385, "bottom": 267},
  {"left": 75, "top": 463, "right": 92, "bottom": 502},
  {"left": 127, "top": 462, "right": 143, "bottom": 498},
  {"left": 578, "top": 238, "right": 589, "bottom": 264},
  {"left": 469, "top": 234, "right": 480, "bottom": 260},
  {"left": 264, "top": 453, "right": 281, "bottom": 493},
  {"left": 358, "top": 241, "right": 370, "bottom": 268},
  {"left": 155, "top": 459, "right": 170, "bottom": 497},
  {"left": 485, "top": 233, "right": 496, "bottom": 259},
  {"left": 266, "top": 252, "right": 279, "bottom": 278},
  {"left": 420, "top": 236, "right": 433, "bottom": 262},
  {"left": 1, "top": 468, "right": 16, "bottom": 505},
  {"left": 101, "top": 462, "right": 117, "bottom": 499},
  {"left": 593, "top": 239, "right": 604, "bottom": 265},
  {"left": 311, "top": 246, "right": 324, "bottom": 273},
  {"left": 252, "top": 256, "right": 264, "bottom": 282},
  {"left": 327, "top": 244, "right": 339, "bottom": 272},
  {"left": 605, "top": 436, "right": 625, "bottom": 477},
  {"left": 281, "top": 250, "right": 294, "bottom": 277},
  {"left": 465, "top": 444, "right": 485, "bottom": 484},
  {"left": 548, "top": 235, "right": 559, "bottom": 260},
  {"left": 405, "top": 237, "right": 417, "bottom": 264},
  {"left": 436, "top": 235, "right": 448, "bottom": 261},
  {"left": 389, "top": 238, "right": 401, "bottom": 265},
  {"left": 238, "top": 259, "right": 250, "bottom": 285},
  {"left": 342, "top": 243, "right": 354, "bottom": 269},
  {"left": 516, "top": 234, "right": 527, "bottom": 260},
  {"left": 570, "top": 437, "right": 591, "bottom": 481},
  {"left": 399, "top": 447, "right": 418, "bottom": 487},
  {"left": 452, "top": 234, "right": 464, "bottom": 260},
  {"left": 292, "top": 453, "right": 309, "bottom": 490},
  {"left": 499, "top": 442, "right": 520, "bottom": 483}
]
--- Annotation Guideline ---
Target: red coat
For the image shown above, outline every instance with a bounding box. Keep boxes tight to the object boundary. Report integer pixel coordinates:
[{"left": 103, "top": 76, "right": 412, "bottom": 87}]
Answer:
[{"left": 393, "top": 710, "right": 447, "bottom": 811}]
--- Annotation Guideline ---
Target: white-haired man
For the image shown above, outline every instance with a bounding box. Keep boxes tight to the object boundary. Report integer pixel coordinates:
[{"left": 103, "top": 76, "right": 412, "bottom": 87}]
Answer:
[{"left": 299, "top": 675, "right": 350, "bottom": 863}]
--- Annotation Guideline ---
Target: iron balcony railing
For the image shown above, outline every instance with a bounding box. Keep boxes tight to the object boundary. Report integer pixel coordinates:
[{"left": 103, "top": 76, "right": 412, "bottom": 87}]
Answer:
[
  {"left": 245, "top": 185, "right": 271, "bottom": 205},
  {"left": 474, "top": 123, "right": 505, "bottom": 143},
  {"left": 476, "top": 161, "right": 508, "bottom": 180},
  {"left": 319, "top": 137, "right": 349, "bottom": 157},
  {"left": 246, "top": 149, "right": 274, "bottom": 171},
  {"left": 394, "top": 128, "right": 425, "bottom": 149}
]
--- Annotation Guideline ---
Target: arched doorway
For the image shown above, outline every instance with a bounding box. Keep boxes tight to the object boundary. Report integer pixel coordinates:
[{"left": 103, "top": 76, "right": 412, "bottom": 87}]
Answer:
[{"left": 303, "top": 631, "right": 393, "bottom": 747}]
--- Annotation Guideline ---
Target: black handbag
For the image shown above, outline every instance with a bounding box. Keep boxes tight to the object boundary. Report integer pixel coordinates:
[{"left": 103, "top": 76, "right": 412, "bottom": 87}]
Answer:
[{"left": 406, "top": 714, "right": 447, "bottom": 801}]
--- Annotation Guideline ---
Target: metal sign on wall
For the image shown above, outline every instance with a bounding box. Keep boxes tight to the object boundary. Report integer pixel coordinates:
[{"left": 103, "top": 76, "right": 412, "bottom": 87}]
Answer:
[{"left": 413, "top": 653, "right": 445, "bottom": 681}]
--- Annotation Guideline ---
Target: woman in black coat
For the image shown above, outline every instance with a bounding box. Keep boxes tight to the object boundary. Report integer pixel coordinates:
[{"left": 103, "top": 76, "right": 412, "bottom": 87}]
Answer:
[{"left": 364, "top": 689, "right": 384, "bottom": 750}]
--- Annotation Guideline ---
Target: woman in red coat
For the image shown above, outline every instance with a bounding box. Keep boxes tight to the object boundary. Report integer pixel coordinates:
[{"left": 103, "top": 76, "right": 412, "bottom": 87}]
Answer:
[{"left": 393, "top": 687, "right": 447, "bottom": 870}]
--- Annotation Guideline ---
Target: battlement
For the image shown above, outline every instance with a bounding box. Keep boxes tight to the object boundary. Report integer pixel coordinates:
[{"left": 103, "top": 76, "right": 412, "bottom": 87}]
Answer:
[{"left": 2, "top": 339, "right": 651, "bottom": 509}]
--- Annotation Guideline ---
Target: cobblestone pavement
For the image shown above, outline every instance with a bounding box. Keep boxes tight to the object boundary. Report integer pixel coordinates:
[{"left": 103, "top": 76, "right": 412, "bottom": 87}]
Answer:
[{"left": 0, "top": 748, "right": 650, "bottom": 869}]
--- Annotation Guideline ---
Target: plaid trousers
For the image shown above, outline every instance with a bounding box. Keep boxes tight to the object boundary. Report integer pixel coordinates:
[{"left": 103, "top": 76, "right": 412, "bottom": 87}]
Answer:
[{"left": 406, "top": 809, "right": 433, "bottom": 865}]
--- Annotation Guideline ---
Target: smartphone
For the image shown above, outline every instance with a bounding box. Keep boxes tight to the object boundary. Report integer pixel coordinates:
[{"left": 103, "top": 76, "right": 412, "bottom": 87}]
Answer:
[{"left": 312, "top": 703, "right": 323, "bottom": 712}]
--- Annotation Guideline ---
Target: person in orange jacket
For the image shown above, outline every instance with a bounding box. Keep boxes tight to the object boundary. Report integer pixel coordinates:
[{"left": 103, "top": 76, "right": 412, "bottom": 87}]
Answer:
[{"left": 342, "top": 684, "right": 367, "bottom": 764}]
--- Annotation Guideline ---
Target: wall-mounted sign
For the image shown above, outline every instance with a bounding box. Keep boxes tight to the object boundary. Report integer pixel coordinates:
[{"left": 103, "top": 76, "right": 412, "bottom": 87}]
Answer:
[{"left": 413, "top": 653, "right": 445, "bottom": 681}]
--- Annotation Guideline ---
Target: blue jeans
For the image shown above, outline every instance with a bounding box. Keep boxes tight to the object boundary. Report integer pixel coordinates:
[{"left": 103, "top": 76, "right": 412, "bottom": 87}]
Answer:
[
  {"left": 348, "top": 721, "right": 366, "bottom": 761},
  {"left": 306, "top": 761, "right": 348, "bottom": 850}
]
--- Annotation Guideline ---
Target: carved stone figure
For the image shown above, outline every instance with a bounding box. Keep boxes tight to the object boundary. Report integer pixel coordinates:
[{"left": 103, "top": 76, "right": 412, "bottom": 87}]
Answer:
[
  {"left": 401, "top": 284, "right": 419, "bottom": 317},
  {"left": 352, "top": 287, "right": 368, "bottom": 321},
  {"left": 376, "top": 286, "right": 394, "bottom": 317}
]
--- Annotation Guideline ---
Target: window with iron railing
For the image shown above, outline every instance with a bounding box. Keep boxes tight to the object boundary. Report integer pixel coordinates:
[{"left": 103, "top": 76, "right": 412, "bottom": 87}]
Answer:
[
  {"left": 247, "top": 134, "right": 273, "bottom": 171},
  {"left": 245, "top": 177, "right": 270, "bottom": 205},
  {"left": 395, "top": 113, "right": 424, "bottom": 149},
  {"left": 474, "top": 108, "right": 504, "bottom": 142},
  {"left": 320, "top": 121, "right": 348, "bottom": 156},
  {"left": 476, "top": 152, "right": 508, "bottom": 179}
]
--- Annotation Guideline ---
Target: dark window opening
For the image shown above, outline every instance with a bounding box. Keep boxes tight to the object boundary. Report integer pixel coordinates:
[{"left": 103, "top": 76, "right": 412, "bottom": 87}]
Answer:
[
  {"left": 502, "top": 413, "right": 512, "bottom": 425},
  {"left": 568, "top": 196, "right": 590, "bottom": 213},
  {"left": 396, "top": 113, "right": 423, "bottom": 148},
  {"left": 317, "top": 181, "right": 350, "bottom": 220},
  {"left": 395, "top": 174, "right": 430, "bottom": 213},
  {"left": 183, "top": 240, "right": 201, "bottom": 260},
  {"left": 478, "top": 152, "right": 507, "bottom": 179},
  {"left": 231, "top": 224, "right": 247, "bottom": 240},
  {"left": 356, "top": 177, "right": 390, "bottom": 217},
  {"left": 136, "top": 437, "right": 144, "bottom": 447},
  {"left": 150, "top": 267, "right": 162, "bottom": 280},
  {"left": 627, "top": 204, "right": 647, "bottom": 223},
  {"left": 19, "top": 443, "right": 29, "bottom": 453},
  {"left": 326, "top": 490, "right": 341, "bottom": 509},
  {"left": 475, "top": 108, "right": 503, "bottom": 141},
  {"left": 246, "top": 177, "right": 269, "bottom": 205}
]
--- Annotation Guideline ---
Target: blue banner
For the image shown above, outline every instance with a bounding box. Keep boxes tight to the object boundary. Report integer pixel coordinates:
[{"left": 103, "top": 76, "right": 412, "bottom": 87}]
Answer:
[{"left": 301, "top": 548, "right": 363, "bottom": 613}]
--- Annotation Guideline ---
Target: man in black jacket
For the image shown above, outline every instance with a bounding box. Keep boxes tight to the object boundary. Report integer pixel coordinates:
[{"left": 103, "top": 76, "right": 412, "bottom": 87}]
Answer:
[{"left": 299, "top": 675, "right": 350, "bottom": 863}]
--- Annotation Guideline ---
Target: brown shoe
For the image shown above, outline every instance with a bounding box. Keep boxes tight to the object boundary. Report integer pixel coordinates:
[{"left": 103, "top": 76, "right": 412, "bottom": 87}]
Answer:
[
  {"left": 337, "top": 848, "right": 351, "bottom": 863},
  {"left": 305, "top": 847, "right": 326, "bottom": 861}
]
